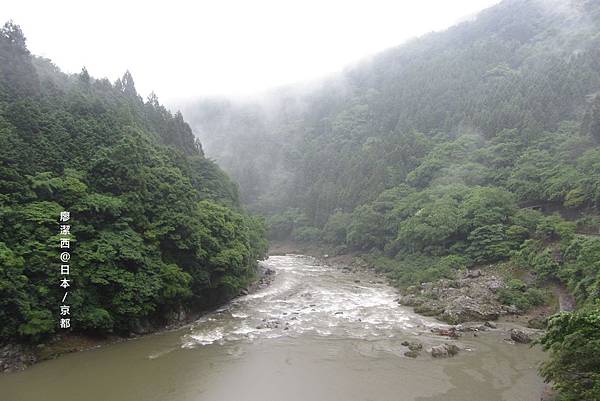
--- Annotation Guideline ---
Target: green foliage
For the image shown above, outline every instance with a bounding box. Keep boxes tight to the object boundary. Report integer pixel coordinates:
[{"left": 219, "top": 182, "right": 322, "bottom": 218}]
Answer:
[
  {"left": 535, "top": 214, "right": 576, "bottom": 243},
  {"left": 78, "top": 307, "right": 113, "bottom": 332},
  {"left": 396, "top": 189, "right": 465, "bottom": 254},
  {"left": 322, "top": 210, "right": 351, "bottom": 244},
  {"left": 575, "top": 214, "right": 600, "bottom": 235},
  {"left": 266, "top": 208, "right": 309, "bottom": 240},
  {"left": 347, "top": 204, "right": 388, "bottom": 250},
  {"left": 560, "top": 237, "right": 600, "bottom": 304},
  {"left": 292, "top": 226, "right": 322, "bottom": 243},
  {"left": 467, "top": 225, "right": 513, "bottom": 263},
  {"left": 265, "top": 208, "right": 323, "bottom": 244},
  {"left": 369, "top": 253, "right": 466, "bottom": 289},
  {"left": 349, "top": 185, "right": 522, "bottom": 261},
  {"left": 0, "top": 242, "right": 30, "bottom": 340},
  {"left": 0, "top": 23, "right": 267, "bottom": 342},
  {"left": 497, "top": 279, "right": 546, "bottom": 312},
  {"left": 18, "top": 310, "right": 54, "bottom": 341},
  {"left": 540, "top": 304, "right": 600, "bottom": 401}
]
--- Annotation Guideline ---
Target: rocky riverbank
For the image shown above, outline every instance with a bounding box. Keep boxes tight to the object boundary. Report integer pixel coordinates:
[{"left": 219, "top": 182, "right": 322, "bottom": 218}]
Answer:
[
  {"left": 396, "top": 269, "right": 514, "bottom": 324},
  {"left": 389, "top": 319, "right": 544, "bottom": 362}
]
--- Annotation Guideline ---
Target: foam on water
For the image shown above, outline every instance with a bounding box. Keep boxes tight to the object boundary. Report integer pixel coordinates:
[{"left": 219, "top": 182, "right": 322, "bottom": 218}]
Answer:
[
  {"left": 182, "top": 254, "right": 439, "bottom": 349},
  {"left": 183, "top": 328, "right": 225, "bottom": 347}
]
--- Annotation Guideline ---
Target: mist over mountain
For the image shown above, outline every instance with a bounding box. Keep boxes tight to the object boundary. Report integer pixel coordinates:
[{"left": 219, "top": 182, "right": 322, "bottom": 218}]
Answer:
[{"left": 182, "top": 0, "right": 600, "bottom": 223}]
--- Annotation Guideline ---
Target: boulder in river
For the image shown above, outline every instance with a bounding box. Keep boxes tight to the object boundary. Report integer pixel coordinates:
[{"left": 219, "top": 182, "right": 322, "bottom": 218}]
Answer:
[
  {"left": 484, "top": 321, "right": 497, "bottom": 329},
  {"left": 430, "top": 343, "right": 460, "bottom": 358},
  {"left": 407, "top": 342, "right": 423, "bottom": 352},
  {"left": 510, "top": 328, "right": 531, "bottom": 344},
  {"left": 256, "top": 320, "right": 280, "bottom": 330},
  {"left": 431, "top": 327, "right": 460, "bottom": 338},
  {"left": 455, "top": 322, "right": 488, "bottom": 332},
  {"left": 414, "top": 302, "right": 445, "bottom": 316},
  {"left": 397, "top": 294, "right": 425, "bottom": 307},
  {"left": 404, "top": 350, "right": 420, "bottom": 358},
  {"left": 401, "top": 341, "right": 423, "bottom": 358}
]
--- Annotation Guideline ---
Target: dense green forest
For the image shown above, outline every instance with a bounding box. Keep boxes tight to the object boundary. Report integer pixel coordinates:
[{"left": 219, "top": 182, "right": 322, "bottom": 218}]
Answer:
[
  {"left": 0, "top": 22, "right": 267, "bottom": 344},
  {"left": 183, "top": 0, "right": 600, "bottom": 399}
]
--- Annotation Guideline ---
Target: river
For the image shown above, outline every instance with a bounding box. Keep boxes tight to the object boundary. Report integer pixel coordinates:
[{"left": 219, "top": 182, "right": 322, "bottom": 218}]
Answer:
[{"left": 0, "top": 254, "right": 545, "bottom": 401}]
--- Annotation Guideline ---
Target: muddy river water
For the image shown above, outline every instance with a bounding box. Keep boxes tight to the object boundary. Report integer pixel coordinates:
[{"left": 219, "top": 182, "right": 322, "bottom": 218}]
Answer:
[{"left": 0, "top": 255, "right": 545, "bottom": 401}]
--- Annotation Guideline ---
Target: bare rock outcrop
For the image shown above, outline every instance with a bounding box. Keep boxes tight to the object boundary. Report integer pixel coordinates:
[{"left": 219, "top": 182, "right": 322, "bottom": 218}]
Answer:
[{"left": 398, "top": 270, "right": 511, "bottom": 324}]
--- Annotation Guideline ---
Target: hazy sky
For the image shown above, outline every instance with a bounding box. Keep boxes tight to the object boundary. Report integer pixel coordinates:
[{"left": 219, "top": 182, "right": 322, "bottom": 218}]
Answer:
[{"left": 1, "top": 0, "right": 499, "bottom": 102}]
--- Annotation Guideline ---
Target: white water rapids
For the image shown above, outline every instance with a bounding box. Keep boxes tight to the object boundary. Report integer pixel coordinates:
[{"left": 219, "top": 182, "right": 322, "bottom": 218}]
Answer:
[{"left": 182, "top": 255, "right": 439, "bottom": 347}]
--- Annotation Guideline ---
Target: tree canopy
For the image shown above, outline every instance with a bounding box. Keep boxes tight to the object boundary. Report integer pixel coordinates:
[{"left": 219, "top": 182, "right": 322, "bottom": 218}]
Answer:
[{"left": 0, "top": 21, "right": 267, "bottom": 343}]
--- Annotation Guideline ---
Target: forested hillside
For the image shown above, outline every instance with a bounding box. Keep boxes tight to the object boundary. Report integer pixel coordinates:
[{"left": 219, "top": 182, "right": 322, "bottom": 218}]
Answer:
[
  {"left": 0, "top": 22, "right": 267, "bottom": 344},
  {"left": 185, "top": 0, "right": 600, "bottom": 226},
  {"left": 182, "top": 0, "right": 600, "bottom": 399}
]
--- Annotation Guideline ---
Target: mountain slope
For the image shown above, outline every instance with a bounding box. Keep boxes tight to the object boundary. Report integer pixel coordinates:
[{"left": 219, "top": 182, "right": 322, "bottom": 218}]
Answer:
[
  {"left": 184, "top": 0, "right": 600, "bottom": 225},
  {"left": 0, "top": 22, "right": 267, "bottom": 343}
]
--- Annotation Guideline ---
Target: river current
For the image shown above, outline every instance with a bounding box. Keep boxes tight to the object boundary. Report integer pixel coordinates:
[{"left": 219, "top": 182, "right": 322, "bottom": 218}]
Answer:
[{"left": 0, "top": 254, "right": 544, "bottom": 401}]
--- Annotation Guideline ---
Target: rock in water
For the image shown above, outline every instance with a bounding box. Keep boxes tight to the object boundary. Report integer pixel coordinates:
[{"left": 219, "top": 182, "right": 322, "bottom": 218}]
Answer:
[
  {"left": 510, "top": 328, "right": 531, "bottom": 344},
  {"left": 431, "top": 326, "right": 460, "bottom": 338},
  {"left": 430, "top": 343, "right": 460, "bottom": 358},
  {"left": 407, "top": 342, "right": 423, "bottom": 351},
  {"left": 398, "top": 294, "right": 424, "bottom": 307},
  {"left": 484, "top": 321, "right": 497, "bottom": 329},
  {"left": 430, "top": 345, "right": 447, "bottom": 358},
  {"left": 445, "top": 344, "right": 460, "bottom": 356},
  {"left": 404, "top": 350, "right": 420, "bottom": 358}
]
